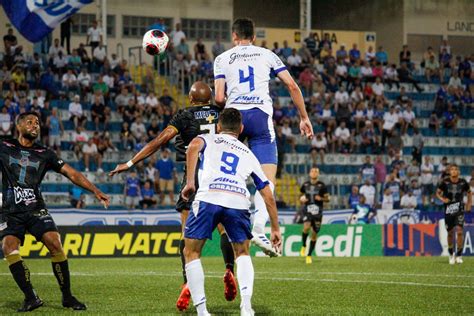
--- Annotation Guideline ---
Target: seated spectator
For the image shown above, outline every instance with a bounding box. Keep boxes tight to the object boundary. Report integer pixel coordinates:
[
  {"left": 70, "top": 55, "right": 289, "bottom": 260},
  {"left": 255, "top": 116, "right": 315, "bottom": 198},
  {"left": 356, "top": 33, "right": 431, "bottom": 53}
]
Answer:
[
  {"left": 428, "top": 111, "right": 440, "bottom": 136},
  {"left": 72, "top": 126, "right": 89, "bottom": 158},
  {"left": 360, "top": 179, "right": 376, "bottom": 207},
  {"left": 145, "top": 91, "right": 160, "bottom": 114},
  {"left": 61, "top": 68, "right": 78, "bottom": 92},
  {"left": 194, "top": 38, "right": 207, "bottom": 61},
  {"left": 48, "top": 38, "right": 65, "bottom": 62},
  {"left": 281, "top": 40, "right": 292, "bottom": 59},
  {"left": 335, "top": 59, "right": 348, "bottom": 83},
  {"left": 82, "top": 138, "right": 103, "bottom": 172},
  {"left": 310, "top": 132, "right": 327, "bottom": 165},
  {"left": 372, "top": 76, "right": 385, "bottom": 97},
  {"left": 348, "top": 185, "right": 360, "bottom": 209},
  {"left": 411, "top": 128, "right": 423, "bottom": 164},
  {"left": 351, "top": 195, "right": 376, "bottom": 224},
  {"left": 360, "top": 61, "right": 373, "bottom": 82},
  {"left": 387, "top": 129, "right": 403, "bottom": 157},
  {"left": 0, "top": 106, "right": 12, "bottom": 136},
  {"left": 130, "top": 116, "right": 147, "bottom": 141},
  {"left": 384, "top": 174, "right": 401, "bottom": 208},
  {"left": 420, "top": 156, "right": 435, "bottom": 205},
  {"left": 458, "top": 56, "right": 472, "bottom": 80},
  {"left": 406, "top": 158, "right": 421, "bottom": 183},
  {"left": 91, "top": 95, "right": 110, "bottom": 131},
  {"left": 159, "top": 88, "right": 176, "bottom": 110},
  {"left": 384, "top": 64, "right": 400, "bottom": 90},
  {"left": 272, "top": 42, "right": 282, "bottom": 56},
  {"left": 68, "top": 49, "right": 82, "bottom": 71},
  {"left": 381, "top": 187, "right": 394, "bottom": 210},
  {"left": 352, "top": 102, "right": 366, "bottom": 133},
  {"left": 360, "top": 121, "right": 378, "bottom": 154},
  {"left": 93, "top": 42, "right": 107, "bottom": 68},
  {"left": 147, "top": 118, "right": 161, "bottom": 141},
  {"left": 320, "top": 103, "right": 336, "bottom": 130},
  {"left": 70, "top": 187, "right": 85, "bottom": 209},
  {"left": 365, "top": 46, "right": 375, "bottom": 62},
  {"left": 115, "top": 87, "right": 131, "bottom": 114},
  {"left": 124, "top": 171, "right": 141, "bottom": 209},
  {"left": 439, "top": 48, "right": 452, "bottom": 69},
  {"left": 349, "top": 43, "right": 360, "bottom": 63},
  {"left": 360, "top": 155, "right": 376, "bottom": 184},
  {"left": 372, "top": 62, "right": 384, "bottom": 79},
  {"left": 336, "top": 44, "right": 348, "bottom": 61},
  {"left": 68, "top": 94, "right": 86, "bottom": 128},
  {"left": 347, "top": 60, "right": 361, "bottom": 90},
  {"left": 448, "top": 72, "right": 463, "bottom": 90},
  {"left": 443, "top": 103, "right": 459, "bottom": 135},
  {"left": 97, "top": 131, "right": 117, "bottom": 153},
  {"left": 77, "top": 68, "right": 92, "bottom": 93},
  {"left": 334, "top": 121, "right": 354, "bottom": 153},
  {"left": 118, "top": 70, "right": 134, "bottom": 92},
  {"left": 176, "top": 38, "right": 190, "bottom": 56},
  {"left": 381, "top": 105, "right": 399, "bottom": 150},
  {"left": 350, "top": 85, "right": 364, "bottom": 103},
  {"left": 299, "top": 67, "right": 316, "bottom": 96},
  {"left": 93, "top": 75, "right": 109, "bottom": 98},
  {"left": 322, "top": 57, "right": 337, "bottom": 83},
  {"left": 287, "top": 49, "right": 303, "bottom": 74},
  {"left": 402, "top": 103, "right": 417, "bottom": 135},
  {"left": 400, "top": 189, "right": 417, "bottom": 210},
  {"left": 375, "top": 46, "right": 388, "bottom": 65},
  {"left": 155, "top": 149, "right": 176, "bottom": 206},
  {"left": 410, "top": 179, "right": 423, "bottom": 210},
  {"left": 399, "top": 45, "right": 411, "bottom": 66},
  {"left": 424, "top": 55, "right": 441, "bottom": 83},
  {"left": 281, "top": 120, "right": 296, "bottom": 152},
  {"left": 139, "top": 180, "right": 157, "bottom": 209},
  {"left": 399, "top": 62, "right": 423, "bottom": 92},
  {"left": 212, "top": 37, "right": 225, "bottom": 59},
  {"left": 53, "top": 51, "right": 68, "bottom": 75},
  {"left": 123, "top": 97, "right": 138, "bottom": 124},
  {"left": 46, "top": 107, "right": 64, "bottom": 153},
  {"left": 11, "top": 67, "right": 28, "bottom": 91}
]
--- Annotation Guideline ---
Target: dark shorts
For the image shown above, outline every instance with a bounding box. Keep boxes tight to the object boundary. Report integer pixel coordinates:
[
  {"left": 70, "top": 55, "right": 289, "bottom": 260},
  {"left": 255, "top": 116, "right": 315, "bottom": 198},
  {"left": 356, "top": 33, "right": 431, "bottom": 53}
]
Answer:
[
  {"left": 184, "top": 201, "right": 252, "bottom": 243},
  {"left": 302, "top": 206, "right": 323, "bottom": 233},
  {"left": 0, "top": 209, "right": 58, "bottom": 245},
  {"left": 175, "top": 168, "right": 198, "bottom": 213},
  {"left": 445, "top": 213, "right": 464, "bottom": 231}
]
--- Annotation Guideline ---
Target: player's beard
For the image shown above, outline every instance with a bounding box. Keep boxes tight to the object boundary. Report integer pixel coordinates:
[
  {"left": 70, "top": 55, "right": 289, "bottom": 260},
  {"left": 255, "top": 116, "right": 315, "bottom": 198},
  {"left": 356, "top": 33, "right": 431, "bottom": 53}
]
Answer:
[{"left": 23, "top": 131, "right": 38, "bottom": 141}]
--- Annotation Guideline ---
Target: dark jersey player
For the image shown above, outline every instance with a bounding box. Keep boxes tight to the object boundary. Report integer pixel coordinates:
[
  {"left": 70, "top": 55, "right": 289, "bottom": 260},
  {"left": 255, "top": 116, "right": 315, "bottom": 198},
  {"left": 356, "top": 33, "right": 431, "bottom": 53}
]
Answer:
[
  {"left": 299, "top": 166, "right": 329, "bottom": 264},
  {"left": 0, "top": 112, "right": 110, "bottom": 312},
  {"left": 109, "top": 81, "right": 236, "bottom": 311},
  {"left": 436, "top": 164, "right": 471, "bottom": 264}
]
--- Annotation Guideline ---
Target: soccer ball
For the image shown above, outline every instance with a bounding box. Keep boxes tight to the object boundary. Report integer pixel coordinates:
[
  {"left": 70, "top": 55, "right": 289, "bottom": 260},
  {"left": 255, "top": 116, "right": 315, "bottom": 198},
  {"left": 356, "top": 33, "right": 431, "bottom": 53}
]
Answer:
[{"left": 142, "top": 29, "right": 169, "bottom": 56}]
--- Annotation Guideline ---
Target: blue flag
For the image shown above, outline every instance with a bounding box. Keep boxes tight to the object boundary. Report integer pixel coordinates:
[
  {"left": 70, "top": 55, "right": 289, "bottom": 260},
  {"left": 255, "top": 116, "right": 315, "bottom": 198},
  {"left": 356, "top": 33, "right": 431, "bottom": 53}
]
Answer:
[{"left": 0, "top": 0, "right": 92, "bottom": 42}]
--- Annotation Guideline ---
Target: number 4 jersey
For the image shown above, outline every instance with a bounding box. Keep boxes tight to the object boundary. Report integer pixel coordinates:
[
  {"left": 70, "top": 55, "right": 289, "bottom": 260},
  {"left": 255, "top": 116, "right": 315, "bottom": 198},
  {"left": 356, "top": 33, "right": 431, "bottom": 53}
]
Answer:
[
  {"left": 213, "top": 45, "right": 287, "bottom": 116},
  {"left": 168, "top": 105, "right": 221, "bottom": 162},
  {"left": 194, "top": 133, "right": 269, "bottom": 210}
]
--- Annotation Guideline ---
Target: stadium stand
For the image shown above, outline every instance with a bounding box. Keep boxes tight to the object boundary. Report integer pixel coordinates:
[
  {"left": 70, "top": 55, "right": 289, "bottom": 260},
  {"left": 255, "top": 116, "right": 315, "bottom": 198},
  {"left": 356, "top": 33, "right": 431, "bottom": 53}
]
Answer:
[{"left": 1, "top": 26, "right": 472, "bottom": 212}]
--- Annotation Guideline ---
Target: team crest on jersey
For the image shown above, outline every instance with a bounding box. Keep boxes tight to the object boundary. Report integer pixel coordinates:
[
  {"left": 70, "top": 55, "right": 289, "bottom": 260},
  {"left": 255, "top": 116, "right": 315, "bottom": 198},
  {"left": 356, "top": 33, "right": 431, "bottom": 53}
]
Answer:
[{"left": 14, "top": 186, "right": 37, "bottom": 205}]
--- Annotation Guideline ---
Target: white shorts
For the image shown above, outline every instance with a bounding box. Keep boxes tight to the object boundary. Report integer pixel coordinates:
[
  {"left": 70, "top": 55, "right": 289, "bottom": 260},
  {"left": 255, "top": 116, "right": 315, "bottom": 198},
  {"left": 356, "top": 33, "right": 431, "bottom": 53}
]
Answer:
[{"left": 49, "top": 135, "right": 61, "bottom": 147}]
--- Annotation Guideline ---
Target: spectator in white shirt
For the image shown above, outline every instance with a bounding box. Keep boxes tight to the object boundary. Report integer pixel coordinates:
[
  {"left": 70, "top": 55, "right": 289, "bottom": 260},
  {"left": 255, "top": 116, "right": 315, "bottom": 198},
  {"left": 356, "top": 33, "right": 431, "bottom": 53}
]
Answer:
[
  {"left": 350, "top": 86, "right": 364, "bottom": 103},
  {"left": 420, "top": 156, "right": 434, "bottom": 205},
  {"left": 281, "top": 120, "right": 296, "bottom": 152},
  {"left": 365, "top": 46, "right": 375, "bottom": 62},
  {"left": 335, "top": 85, "right": 349, "bottom": 105},
  {"left": 384, "top": 64, "right": 400, "bottom": 90},
  {"left": 93, "top": 43, "right": 107, "bottom": 66},
  {"left": 86, "top": 20, "right": 103, "bottom": 55},
  {"left": 48, "top": 38, "right": 65, "bottom": 60},
  {"left": 287, "top": 48, "right": 302, "bottom": 67},
  {"left": 335, "top": 59, "right": 348, "bottom": 82},
  {"left": 382, "top": 105, "right": 399, "bottom": 150},
  {"left": 145, "top": 92, "right": 160, "bottom": 114},
  {"left": 77, "top": 68, "right": 92, "bottom": 92},
  {"left": 61, "top": 68, "right": 78, "bottom": 91},
  {"left": 334, "top": 121, "right": 354, "bottom": 153},
  {"left": 372, "top": 76, "right": 385, "bottom": 96},
  {"left": 360, "top": 179, "right": 376, "bottom": 207},
  {"left": 381, "top": 187, "right": 394, "bottom": 210},
  {"left": 109, "top": 53, "right": 120, "bottom": 70},
  {"left": 53, "top": 51, "right": 68, "bottom": 75},
  {"left": 103, "top": 71, "right": 115, "bottom": 90},
  {"left": 402, "top": 103, "right": 417, "bottom": 134},
  {"left": 400, "top": 190, "right": 417, "bottom": 210},
  {"left": 82, "top": 138, "right": 103, "bottom": 172},
  {"left": 130, "top": 116, "right": 147, "bottom": 141},
  {"left": 171, "top": 23, "right": 186, "bottom": 47},
  {"left": 448, "top": 72, "right": 463, "bottom": 90},
  {"left": 310, "top": 132, "right": 327, "bottom": 165},
  {"left": 69, "top": 94, "right": 86, "bottom": 128},
  {"left": 360, "top": 61, "right": 373, "bottom": 81}
]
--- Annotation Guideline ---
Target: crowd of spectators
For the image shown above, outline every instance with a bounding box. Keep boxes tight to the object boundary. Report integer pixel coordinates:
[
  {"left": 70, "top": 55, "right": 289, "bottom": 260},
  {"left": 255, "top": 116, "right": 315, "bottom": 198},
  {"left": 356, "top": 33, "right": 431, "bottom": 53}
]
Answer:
[{"left": 2, "top": 22, "right": 472, "bottom": 211}]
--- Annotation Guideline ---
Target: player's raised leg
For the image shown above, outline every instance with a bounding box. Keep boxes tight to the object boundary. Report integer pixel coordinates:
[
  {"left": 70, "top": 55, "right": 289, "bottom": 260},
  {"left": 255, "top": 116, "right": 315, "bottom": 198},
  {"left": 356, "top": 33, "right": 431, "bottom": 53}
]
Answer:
[
  {"left": 2, "top": 235, "right": 43, "bottom": 312},
  {"left": 42, "top": 231, "right": 86, "bottom": 310}
]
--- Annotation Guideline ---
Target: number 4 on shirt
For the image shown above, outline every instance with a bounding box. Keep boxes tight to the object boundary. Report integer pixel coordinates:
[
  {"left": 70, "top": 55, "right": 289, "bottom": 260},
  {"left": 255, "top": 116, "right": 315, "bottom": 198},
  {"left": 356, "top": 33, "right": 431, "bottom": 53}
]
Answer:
[{"left": 239, "top": 66, "right": 255, "bottom": 92}]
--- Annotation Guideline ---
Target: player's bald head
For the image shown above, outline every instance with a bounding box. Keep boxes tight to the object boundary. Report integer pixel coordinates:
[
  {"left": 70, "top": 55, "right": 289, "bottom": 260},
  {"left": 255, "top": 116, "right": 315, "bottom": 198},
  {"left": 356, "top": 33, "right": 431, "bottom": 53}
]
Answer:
[
  {"left": 189, "top": 81, "right": 212, "bottom": 105},
  {"left": 218, "top": 108, "right": 242, "bottom": 135},
  {"left": 232, "top": 18, "right": 255, "bottom": 40}
]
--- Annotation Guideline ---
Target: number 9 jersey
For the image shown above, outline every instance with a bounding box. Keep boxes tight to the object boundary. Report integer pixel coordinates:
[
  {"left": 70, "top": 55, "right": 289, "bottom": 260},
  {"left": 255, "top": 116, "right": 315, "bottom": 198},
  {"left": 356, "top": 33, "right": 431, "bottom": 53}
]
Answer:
[
  {"left": 194, "top": 133, "right": 269, "bottom": 210},
  {"left": 213, "top": 45, "right": 286, "bottom": 117}
]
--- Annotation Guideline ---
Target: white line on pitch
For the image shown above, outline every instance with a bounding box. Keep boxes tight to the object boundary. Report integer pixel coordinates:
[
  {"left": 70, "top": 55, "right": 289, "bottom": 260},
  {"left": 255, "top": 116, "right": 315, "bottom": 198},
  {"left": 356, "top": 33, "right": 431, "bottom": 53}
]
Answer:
[{"left": 0, "top": 272, "right": 472, "bottom": 289}]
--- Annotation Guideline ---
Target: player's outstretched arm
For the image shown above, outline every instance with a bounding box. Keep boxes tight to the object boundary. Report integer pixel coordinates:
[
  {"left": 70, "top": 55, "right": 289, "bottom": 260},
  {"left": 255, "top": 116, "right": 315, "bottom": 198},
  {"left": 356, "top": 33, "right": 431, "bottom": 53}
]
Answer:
[
  {"left": 109, "top": 126, "right": 178, "bottom": 176},
  {"left": 277, "top": 70, "right": 313, "bottom": 139},
  {"left": 214, "top": 78, "right": 226, "bottom": 107},
  {"left": 60, "top": 164, "right": 110, "bottom": 209},
  {"left": 181, "top": 137, "right": 205, "bottom": 201},
  {"left": 259, "top": 185, "right": 282, "bottom": 251}
]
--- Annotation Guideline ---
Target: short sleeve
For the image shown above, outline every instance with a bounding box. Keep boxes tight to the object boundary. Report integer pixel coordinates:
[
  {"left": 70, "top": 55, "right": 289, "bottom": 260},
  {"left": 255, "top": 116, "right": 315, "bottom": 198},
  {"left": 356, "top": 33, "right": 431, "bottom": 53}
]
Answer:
[
  {"left": 300, "top": 184, "right": 306, "bottom": 194},
  {"left": 320, "top": 184, "right": 329, "bottom": 196},
  {"left": 464, "top": 181, "right": 471, "bottom": 193},
  {"left": 47, "top": 149, "right": 66, "bottom": 173},
  {"left": 168, "top": 109, "right": 192, "bottom": 133},
  {"left": 249, "top": 154, "right": 269, "bottom": 190},
  {"left": 437, "top": 181, "right": 447, "bottom": 194},
  {"left": 213, "top": 55, "right": 225, "bottom": 79},
  {"left": 269, "top": 51, "right": 286, "bottom": 75}
]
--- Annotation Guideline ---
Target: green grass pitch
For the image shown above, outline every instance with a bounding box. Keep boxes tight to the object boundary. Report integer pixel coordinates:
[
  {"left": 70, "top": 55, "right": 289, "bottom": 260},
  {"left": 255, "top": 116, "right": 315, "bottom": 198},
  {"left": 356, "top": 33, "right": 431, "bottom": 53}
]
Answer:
[{"left": 0, "top": 257, "right": 473, "bottom": 315}]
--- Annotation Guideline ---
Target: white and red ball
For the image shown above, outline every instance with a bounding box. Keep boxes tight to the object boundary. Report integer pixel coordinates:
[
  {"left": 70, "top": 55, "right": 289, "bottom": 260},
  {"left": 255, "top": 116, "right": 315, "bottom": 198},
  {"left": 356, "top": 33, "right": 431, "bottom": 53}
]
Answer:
[{"left": 142, "top": 29, "right": 169, "bottom": 55}]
